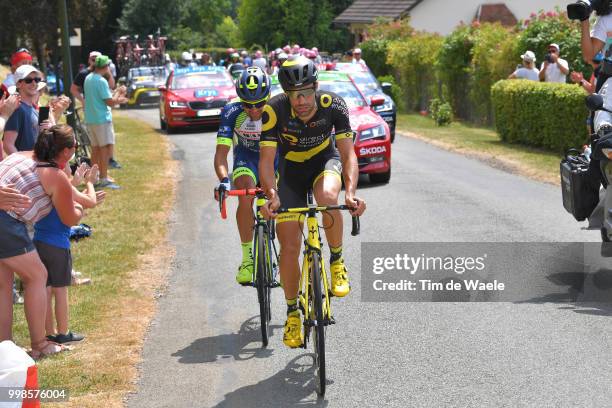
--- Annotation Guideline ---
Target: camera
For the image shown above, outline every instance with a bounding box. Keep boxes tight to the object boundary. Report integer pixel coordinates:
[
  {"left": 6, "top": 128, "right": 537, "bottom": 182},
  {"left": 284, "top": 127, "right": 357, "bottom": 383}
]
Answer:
[
  {"left": 544, "top": 53, "right": 554, "bottom": 63},
  {"left": 568, "top": 0, "right": 612, "bottom": 20}
]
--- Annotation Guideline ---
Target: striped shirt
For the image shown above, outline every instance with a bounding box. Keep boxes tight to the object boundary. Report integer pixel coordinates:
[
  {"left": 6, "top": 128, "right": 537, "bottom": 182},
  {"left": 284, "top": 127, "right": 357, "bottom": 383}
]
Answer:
[{"left": 0, "top": 153, "right": 53, "bottom": 224}]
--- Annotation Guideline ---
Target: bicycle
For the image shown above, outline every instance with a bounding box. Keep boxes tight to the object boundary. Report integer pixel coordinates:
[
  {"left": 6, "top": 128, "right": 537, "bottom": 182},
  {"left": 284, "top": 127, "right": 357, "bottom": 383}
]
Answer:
[
  {"left": 70, "top": 107, "right": 92, "bottom": 163},
  {"left": 276, "top": 188, "right": 360, "bottom": 396},
  {"left": 218, "top": 187, "right": 280, "bottom": 347}
]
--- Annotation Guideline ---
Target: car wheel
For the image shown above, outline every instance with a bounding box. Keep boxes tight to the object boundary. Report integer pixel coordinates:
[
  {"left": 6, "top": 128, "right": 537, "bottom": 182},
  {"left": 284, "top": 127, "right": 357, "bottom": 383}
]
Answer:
[
  {"left": 602, "top": 227, "right": 611, "bottom": 242},
  {"left": 390, "top": 130, "right": 395, "bottom": 143},
  {"left": 370, "top": 169, "right": 391, "bottom": 184},
  {"left": 166, "top": 124, "right": 176, "bottom": 134}
]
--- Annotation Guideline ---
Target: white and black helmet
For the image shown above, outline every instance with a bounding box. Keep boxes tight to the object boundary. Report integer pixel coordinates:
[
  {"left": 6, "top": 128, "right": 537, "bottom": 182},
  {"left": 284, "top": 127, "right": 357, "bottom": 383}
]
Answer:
[{"left": 278, "top": 56, "right": 318, "bottom": 91}]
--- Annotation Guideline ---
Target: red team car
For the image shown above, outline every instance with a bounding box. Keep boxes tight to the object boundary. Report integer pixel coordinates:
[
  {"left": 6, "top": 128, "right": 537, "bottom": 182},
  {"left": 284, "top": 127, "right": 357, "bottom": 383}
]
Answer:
[{"left": 159, "top": 66, "right": 237, "bottom": 133}]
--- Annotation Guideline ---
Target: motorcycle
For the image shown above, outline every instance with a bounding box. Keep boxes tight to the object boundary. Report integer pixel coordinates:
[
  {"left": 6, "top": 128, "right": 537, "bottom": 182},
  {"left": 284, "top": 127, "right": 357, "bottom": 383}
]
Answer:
[{"left": 584, "top": 79, "right": 612, "bottom": 242}]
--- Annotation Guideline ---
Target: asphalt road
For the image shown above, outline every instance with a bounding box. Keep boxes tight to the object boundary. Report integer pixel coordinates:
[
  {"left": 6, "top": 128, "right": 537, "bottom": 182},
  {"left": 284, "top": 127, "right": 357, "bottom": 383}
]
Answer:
[{"left": 124, "top": 108, "right": 612, "bottom": 408}]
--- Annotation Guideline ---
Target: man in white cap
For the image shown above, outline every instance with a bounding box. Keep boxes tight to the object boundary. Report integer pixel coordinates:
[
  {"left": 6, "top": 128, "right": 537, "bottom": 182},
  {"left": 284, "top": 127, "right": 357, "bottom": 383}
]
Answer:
[
  {"left": 2, "top": 65, "right": 47, "bottom": 154},
  {"left": 352, "top": 48, "right": 366, "bottom": 66},
  {"left": 71, "top": 51, "right": 116, "bottom": 107},
  {"left": 509, "top": 51, "right": 539, "bottom": 81},
  {"left": 539, "top": 43, "right": 569, "bottom": 83}
]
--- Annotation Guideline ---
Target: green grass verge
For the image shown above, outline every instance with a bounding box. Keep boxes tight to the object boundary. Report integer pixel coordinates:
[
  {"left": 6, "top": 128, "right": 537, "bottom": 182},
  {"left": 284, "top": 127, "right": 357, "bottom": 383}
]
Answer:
[
  {"left": 11, "top": 115, "right": 173, "bottom": 396},
  {"left": 397, "top": 113, "right": 566, "bottom": 183}
]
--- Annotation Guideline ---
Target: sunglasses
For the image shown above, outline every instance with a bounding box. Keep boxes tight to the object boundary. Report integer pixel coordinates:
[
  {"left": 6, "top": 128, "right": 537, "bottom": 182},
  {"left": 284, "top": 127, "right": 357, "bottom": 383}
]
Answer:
[
  {"left": 22, "top": 77, "right": 42, "bottom": 84},
  {"left": 285, "top": 87, "right": 316, "bottom": 99},
  {"left": 242, "top": 100, "right": 267, "bottom": 109}
]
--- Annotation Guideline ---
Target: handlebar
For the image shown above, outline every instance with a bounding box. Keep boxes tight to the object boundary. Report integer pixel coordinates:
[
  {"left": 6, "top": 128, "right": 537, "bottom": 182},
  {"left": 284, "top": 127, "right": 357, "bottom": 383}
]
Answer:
[
  {"left": 276, "top": 204, "right": 361, "bottom": 236},
  {"left": 217, "top": 188, "right": 361, "bottom": 236},
  {"left": 217, "top": 188, "right": 264, "bottom": 220}
]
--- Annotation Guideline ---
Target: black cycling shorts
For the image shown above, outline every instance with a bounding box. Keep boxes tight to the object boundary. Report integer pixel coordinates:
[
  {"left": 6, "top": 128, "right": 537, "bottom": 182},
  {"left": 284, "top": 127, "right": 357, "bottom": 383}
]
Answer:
[{"left": 277, "top": 153, "right": 342, "bottom": 224}]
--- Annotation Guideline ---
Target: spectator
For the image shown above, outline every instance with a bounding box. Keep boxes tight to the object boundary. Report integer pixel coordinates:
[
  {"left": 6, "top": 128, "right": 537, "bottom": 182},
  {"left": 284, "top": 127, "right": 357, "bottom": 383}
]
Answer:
[
  {"left": 71, "top": 51, "right": 104, "bottom": 107},
  {"left": 571, "top": 53, "right": 604, "bottom": 95},
  {"left": 0, "top": 93, "right": 20, "bottom": 140},
  {"left": 83, "top": 55, "right": 127, "bottom": 190},
  {"left": 0, "top": 124, "right": 84, "bottom": 359},
  {"left": 3, "top": 65, "right": 47, "bottom": 155},
  {"left": 0, "top": 92, "right": 30, "bottom": 221},
  {"left": 201, "top": 53, "right": 216, "bottom": 66},
  {"left": 312, "top": 47, "right": 322, "bottom": 64},
  {"left": 36, "top": 162, "right": 105, "bottom": 345},
  {"left": 508, "top": 51, "right": 539, "bottom": 81},
  {"left": 1, "top": 49, "right": 33, "bottom": 96},
  {"left": 352, "top": 48, "right": 367, "bottom": 66},
  {"left": 252, "top": 50, "right": 267, "bottom": 71},
  {"left": 241, "top": 50, "right": 252, "bottom": 67},
  {"left": 539, "top": 43, "right": 569, "bottom": 83}
]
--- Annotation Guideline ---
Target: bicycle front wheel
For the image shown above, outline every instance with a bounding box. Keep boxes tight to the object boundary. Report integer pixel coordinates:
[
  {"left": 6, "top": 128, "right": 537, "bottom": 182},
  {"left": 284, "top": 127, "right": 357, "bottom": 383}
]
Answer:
[
  {"left": 310, "top": 251, "right": 326, "bottom": 396},
  {"left": 256, "top": 224, "right": 270, "bottom": 347}
]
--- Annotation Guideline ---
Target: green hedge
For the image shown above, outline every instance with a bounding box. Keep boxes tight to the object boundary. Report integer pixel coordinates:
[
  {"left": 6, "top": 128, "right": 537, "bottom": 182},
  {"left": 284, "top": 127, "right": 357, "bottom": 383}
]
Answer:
[{"left": 491, "top": 80, "right": 588, "bottom": 152}]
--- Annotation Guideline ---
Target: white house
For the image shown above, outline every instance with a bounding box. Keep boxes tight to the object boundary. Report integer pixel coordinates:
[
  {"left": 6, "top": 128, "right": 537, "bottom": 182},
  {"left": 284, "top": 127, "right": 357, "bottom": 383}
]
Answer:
[
  {"left": 335, "top": 0, "right": 570, "bottom": 42},
  {"left": 409, "top": 0, "right": 569, "bottom": 35}
]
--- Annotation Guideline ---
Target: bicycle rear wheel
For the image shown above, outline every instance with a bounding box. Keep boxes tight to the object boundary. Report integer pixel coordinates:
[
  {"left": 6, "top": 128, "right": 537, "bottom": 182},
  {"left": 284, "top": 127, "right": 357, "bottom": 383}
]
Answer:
[
  {"left": 75, "top": 122, "right": 92, "bottom": 160},
  {"left": 256, "top": 225, "right": 270, "bottom": 347},
  {"left": 310, "top": 251, "right": 326, "bottom": 395}
]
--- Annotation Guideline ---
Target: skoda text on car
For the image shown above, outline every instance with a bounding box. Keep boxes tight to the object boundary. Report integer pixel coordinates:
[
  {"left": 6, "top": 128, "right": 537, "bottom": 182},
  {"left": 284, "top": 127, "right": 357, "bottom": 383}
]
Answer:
[
  {"left": 270, "top": 72, "right": 391, "bottom": 183},
  {"left": 159, "top": 66, "right": 237, "bottom": 133},
  {"left": 125, "top": 66, "right": 167, "bottom": 107},
  {"left": 333, "top": 62, "right": 397, "bottom": 142}
]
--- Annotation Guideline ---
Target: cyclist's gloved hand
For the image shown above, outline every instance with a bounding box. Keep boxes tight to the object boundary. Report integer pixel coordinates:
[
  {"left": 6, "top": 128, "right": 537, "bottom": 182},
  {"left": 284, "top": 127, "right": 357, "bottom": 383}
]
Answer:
[
  {"left": 217, "top": 177, "right": 231, "bottom": 192},
  {"left": 214, "top": 177, "right": 231, "bottom": 201}
]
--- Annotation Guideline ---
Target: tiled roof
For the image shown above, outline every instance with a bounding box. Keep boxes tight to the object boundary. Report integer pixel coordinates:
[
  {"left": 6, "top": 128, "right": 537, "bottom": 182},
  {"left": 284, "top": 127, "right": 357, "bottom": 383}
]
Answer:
[
  {"left": 334, "top": 0, "right": 423, "bottom": 24},
  {"left": 475, "top": 3, "right": 517, "bottom": 26}
]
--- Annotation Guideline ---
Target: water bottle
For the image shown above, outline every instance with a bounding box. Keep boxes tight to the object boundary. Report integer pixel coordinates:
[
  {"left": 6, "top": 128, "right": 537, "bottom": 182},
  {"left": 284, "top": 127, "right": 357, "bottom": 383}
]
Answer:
[{"left": 583, "top": 145, "right": 592, "bottom": 162}]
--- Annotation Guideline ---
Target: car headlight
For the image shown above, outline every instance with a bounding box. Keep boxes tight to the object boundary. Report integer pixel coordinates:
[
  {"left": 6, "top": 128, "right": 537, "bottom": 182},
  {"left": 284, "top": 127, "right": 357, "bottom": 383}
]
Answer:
[
  {"left": 359, "top": 124, "right": 386, "bottom": 142},
  {"left": 169, "top": 100, "right": 187, "bottom": 108},
  {"left": 375, "top": 101, "right": 394, "bottom": 112}
]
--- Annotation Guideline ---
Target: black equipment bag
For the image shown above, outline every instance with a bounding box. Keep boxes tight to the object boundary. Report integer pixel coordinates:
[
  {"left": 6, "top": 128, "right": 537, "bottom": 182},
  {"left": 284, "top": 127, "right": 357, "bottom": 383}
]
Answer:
[{"left": 560, "top": 148, "right": 601, "bottom": 221}]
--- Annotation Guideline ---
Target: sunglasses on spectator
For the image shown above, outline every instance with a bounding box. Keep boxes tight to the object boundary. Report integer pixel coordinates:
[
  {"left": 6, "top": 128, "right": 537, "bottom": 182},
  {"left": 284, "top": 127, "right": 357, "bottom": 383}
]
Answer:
[
  {"left": 242, "top": 100, "right": 267, "bottom": 109},
  {"left": 285, "top": 87, "right": 316, "bottom": 99},
  {"left": 22, "top": 77, "right": 42, "bottom": 84},
  {"left": 71, "top": 139, "right": 79, "bottom": 149}
]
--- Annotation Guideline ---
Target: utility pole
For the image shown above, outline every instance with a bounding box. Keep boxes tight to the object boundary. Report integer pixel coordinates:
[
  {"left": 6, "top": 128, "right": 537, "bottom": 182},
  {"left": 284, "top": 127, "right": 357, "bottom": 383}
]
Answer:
[{"left": 58, "top": 0, "right": 75, "bottom": 126}]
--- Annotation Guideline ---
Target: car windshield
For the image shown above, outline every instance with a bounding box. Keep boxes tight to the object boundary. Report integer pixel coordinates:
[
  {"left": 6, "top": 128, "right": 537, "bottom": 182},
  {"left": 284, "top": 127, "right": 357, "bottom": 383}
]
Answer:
[
  {"left": 318, "top": 81, "right": 366, "bottom": 108},
  {"left": 349, "top": 72, "right": 381, "bottom": 96},
  {"left": 171, "top": 72, "right": 232, "bottom": 89},
  {"left": 129, "top": 67, "right": 166, "bottom": 80}
]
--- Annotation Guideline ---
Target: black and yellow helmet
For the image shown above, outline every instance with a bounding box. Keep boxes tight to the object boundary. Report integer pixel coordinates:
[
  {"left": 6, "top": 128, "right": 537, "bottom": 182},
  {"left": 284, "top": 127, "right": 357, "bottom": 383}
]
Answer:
[{"left": 278, "top": 56, "right": 318, "bottom": 90}]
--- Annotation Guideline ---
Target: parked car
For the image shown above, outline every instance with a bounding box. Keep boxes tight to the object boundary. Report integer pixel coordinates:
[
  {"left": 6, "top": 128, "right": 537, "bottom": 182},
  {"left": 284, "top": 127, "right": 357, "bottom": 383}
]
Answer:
[
  {"left": 124, "top": 66, "right": 167, "bottom": 107},
  {"left": 269, "top": 71, "right": 392, "bottom": 183},
  {"left": 333, "top": 62, "right": 397, "bottom": 142},
  {"left": 159, "top": 66, "right": 237, "bottom": 133}
]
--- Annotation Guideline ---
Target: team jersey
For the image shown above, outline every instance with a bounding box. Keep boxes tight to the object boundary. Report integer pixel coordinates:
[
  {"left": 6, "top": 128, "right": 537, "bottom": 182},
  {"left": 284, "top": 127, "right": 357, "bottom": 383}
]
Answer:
[
  {"left": 259, "top": 91, "right": 353, "bottom": 163},
  {"left": 216, "top": 101, "right": 263, "bottom": 153}
]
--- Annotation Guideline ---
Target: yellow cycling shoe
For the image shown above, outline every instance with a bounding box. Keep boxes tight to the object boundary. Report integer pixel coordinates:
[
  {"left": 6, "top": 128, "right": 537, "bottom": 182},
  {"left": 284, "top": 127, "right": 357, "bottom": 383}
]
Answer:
[
  {"left": 330, "top": 259, "right": 351, "bottom": 297},
  {"left": 236, "top": 260, "right": 253, "bottom": 284},
  {"left": 283, "top": 313, "right": 303, "bottom": 348}
]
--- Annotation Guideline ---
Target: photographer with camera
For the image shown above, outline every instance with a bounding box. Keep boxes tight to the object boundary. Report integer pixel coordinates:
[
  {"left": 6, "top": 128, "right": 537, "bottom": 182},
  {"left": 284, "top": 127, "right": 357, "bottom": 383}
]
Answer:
[
  {"left": 538, "top": 44, "right": 569, "bottom": 83},
  {"left": 572, "top": 0, "right": 612, "bottom": 90}
]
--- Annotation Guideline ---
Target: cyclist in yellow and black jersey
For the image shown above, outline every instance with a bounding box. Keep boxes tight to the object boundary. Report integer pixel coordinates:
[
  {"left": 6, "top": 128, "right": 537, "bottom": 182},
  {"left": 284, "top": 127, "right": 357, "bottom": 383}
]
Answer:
[{"left": 259, "top": 56, "right": 366, "bottom": 348}]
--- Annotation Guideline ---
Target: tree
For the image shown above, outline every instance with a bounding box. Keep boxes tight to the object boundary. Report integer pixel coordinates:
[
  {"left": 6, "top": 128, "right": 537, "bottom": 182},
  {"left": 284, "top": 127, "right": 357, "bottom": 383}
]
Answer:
[{"left": 117, "top": 0, "right": 183, "bottom": 37}]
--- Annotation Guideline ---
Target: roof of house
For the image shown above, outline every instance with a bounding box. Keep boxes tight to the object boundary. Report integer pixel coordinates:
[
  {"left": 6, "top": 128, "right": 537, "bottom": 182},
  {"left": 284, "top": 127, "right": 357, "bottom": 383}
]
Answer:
[
  {"left": 334, "top": 0, "right": 423, "bottom": 24},
  {"left": 475, "top": 3, "right": 517, "bottom": 26}
]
